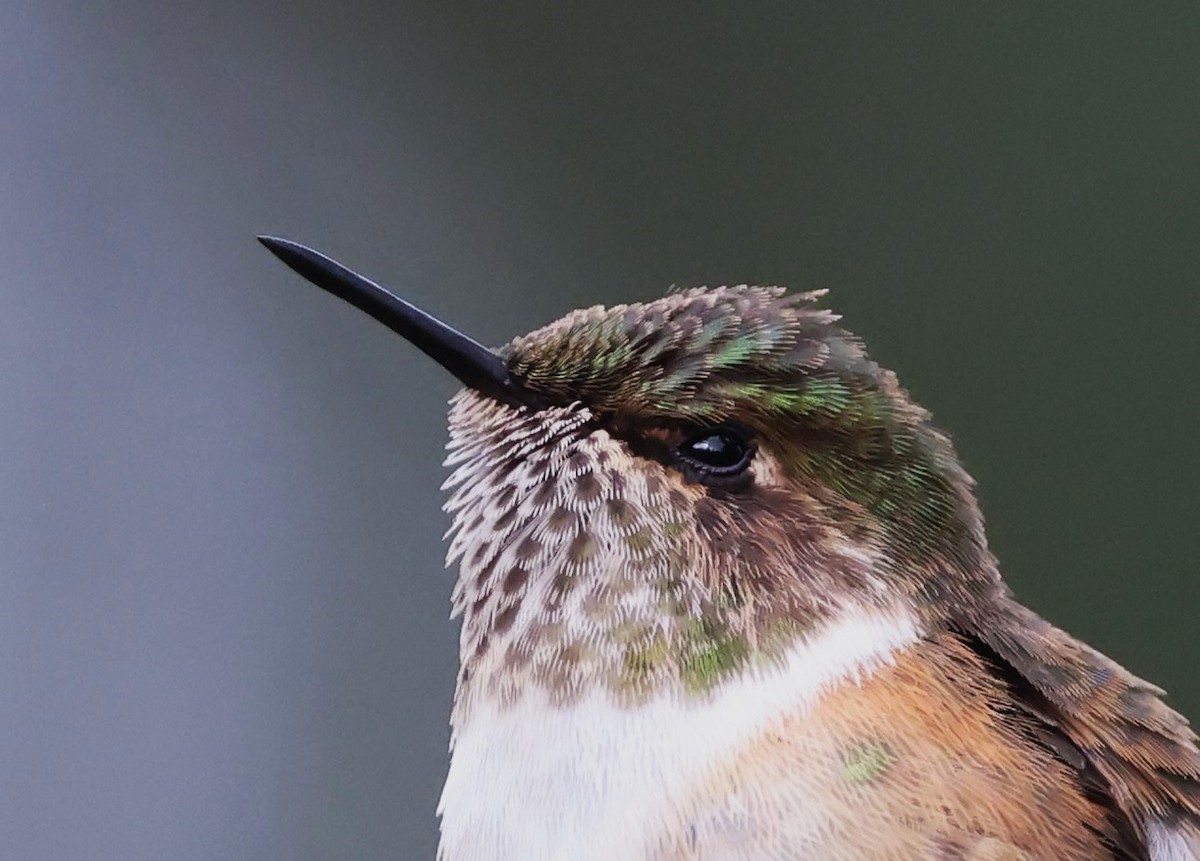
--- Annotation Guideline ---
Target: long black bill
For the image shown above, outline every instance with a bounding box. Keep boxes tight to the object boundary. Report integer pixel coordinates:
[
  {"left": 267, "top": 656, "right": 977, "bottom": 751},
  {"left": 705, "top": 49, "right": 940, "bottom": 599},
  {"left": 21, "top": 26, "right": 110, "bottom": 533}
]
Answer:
[{"left": 258, "top": 236, "right": 543, "bottom": 410}]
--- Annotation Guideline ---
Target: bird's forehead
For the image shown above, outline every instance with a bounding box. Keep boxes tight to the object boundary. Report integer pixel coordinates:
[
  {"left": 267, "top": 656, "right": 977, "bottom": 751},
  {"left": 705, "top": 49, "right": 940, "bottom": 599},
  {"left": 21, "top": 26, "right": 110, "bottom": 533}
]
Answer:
[
  {"left": 501, "top": 286, "right": 844, "bottom": 420},
  {"left": 505, "top": 285, "right": 820, "bottom": 362}
]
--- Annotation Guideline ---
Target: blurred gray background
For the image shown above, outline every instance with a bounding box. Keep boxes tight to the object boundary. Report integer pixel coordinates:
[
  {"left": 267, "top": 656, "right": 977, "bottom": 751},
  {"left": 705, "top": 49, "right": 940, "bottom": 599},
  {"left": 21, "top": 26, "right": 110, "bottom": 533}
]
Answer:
[{"left": 2, "top": 2, "right": 1198, "bottom": 858}]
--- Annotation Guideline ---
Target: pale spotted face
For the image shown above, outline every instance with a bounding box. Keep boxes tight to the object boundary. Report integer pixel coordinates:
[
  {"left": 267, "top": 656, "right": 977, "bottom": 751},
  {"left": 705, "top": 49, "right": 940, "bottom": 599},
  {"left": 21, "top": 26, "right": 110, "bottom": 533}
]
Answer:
[
  {"left": 441, "top": 391, "right": 886, "bottom": 719},
  {"left": 444, "top": 394, "right": 704, "bottom": 714}
]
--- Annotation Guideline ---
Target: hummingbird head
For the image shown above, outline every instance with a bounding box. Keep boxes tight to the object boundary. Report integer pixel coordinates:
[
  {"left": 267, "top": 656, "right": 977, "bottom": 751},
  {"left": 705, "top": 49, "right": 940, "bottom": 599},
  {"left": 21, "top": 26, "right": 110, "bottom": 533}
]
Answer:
[{"left": 261, "top": 239, "right": 1001, "bottom": 711}]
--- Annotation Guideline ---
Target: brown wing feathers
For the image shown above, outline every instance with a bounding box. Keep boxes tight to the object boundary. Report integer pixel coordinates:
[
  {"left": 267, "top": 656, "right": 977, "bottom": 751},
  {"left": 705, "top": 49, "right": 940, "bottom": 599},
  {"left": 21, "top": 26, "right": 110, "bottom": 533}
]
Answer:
[{"left": 967, "top": 599, "right": 1200, "bottom": 857}]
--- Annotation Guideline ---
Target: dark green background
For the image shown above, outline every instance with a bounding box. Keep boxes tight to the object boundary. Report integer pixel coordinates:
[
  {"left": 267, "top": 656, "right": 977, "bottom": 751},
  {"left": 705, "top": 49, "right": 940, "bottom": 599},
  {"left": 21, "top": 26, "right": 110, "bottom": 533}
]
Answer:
[{"left": 3, "top": 2, "right": 1197, "bottom": 858}]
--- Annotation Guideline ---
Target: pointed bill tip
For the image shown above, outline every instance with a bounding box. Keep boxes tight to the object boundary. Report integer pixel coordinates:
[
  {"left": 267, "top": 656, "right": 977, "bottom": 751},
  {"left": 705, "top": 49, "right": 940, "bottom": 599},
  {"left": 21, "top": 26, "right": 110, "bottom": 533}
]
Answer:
[
  {"left": 256, "top": 235, "right": 356, "bottom": 297},
  {"left": 257, "top": 234, "right": 298, "bottom": 259}
]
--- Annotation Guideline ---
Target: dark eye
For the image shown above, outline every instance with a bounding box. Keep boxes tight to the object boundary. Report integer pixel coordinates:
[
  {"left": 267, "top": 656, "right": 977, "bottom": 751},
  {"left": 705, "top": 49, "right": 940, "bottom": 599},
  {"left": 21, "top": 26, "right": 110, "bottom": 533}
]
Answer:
[{"left": 676, "top": 425, "right": 754, "bottom": 479}]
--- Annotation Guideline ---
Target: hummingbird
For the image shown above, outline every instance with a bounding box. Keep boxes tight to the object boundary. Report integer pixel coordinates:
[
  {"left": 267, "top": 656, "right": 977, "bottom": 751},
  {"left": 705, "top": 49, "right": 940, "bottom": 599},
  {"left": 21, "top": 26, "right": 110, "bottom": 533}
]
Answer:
[{"left": 260, "top": 236, "right": 1200, "bottom": 860}]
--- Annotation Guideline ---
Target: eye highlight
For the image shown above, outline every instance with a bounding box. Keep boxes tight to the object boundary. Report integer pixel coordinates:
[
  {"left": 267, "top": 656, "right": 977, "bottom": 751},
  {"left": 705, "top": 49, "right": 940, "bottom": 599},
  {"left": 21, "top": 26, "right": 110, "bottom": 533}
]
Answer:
[{"left": 675, "top": 425, "right": 755, "bottom": 484}]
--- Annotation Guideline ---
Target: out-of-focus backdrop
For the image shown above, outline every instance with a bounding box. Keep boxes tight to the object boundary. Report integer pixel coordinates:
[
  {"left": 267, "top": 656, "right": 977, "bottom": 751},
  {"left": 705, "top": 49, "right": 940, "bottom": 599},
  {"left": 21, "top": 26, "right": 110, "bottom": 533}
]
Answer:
[{"left": 3, "top": 2, "right": 1198, "bottom": 858}]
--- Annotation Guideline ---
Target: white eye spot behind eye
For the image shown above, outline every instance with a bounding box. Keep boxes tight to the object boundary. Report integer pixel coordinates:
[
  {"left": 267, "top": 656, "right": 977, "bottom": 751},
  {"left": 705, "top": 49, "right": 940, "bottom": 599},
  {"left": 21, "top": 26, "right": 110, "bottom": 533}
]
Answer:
[{"left": 750, "top": 449, "right": 784, "bottom": 488}]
